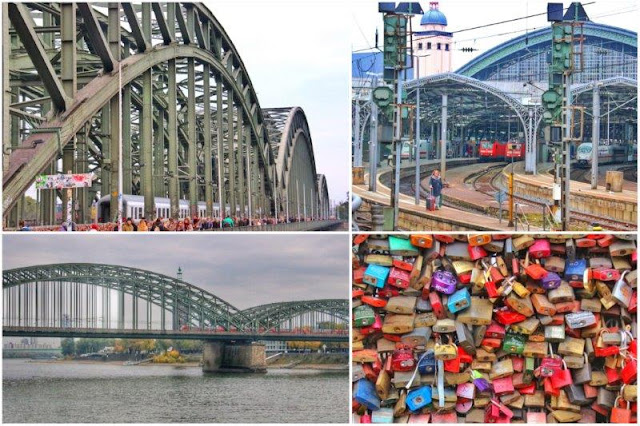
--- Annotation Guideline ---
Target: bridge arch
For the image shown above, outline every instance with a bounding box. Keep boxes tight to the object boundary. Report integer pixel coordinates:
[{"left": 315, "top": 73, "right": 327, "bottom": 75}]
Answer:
[
  {"left": 3, "top": 3, "right": 326, "bottom": 226},
  {"left": 3, "top": 263, "right": 247, "bottom": 330},
  {"left": 237, "top": 299, "right": 348, "bottom": 332},
  {"left": 263, "top": 107, "right": 321, "bottom": 219}
]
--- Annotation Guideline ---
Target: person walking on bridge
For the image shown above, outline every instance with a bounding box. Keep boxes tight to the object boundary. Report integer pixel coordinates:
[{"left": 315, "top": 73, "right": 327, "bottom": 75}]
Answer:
[{"left": 428, "top": 169, "right": 443, "bottom": 210}]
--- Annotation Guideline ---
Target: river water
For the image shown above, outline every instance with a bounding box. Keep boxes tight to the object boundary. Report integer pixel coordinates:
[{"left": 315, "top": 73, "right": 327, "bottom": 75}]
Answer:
[{"left": 3, "top": 359, "right": 348, "bottom": 423}]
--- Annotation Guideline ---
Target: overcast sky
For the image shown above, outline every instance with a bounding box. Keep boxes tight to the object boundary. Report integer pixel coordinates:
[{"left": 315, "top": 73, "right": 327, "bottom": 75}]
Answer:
[
  {"left": 352, "top": 0, "right": 637, "bottom": 71},
  {"left": 3, "top": 234, "right": 348, "bottom": 310},
  {"left": 208, "top": 0, "right": 351, "bottom": 203}
]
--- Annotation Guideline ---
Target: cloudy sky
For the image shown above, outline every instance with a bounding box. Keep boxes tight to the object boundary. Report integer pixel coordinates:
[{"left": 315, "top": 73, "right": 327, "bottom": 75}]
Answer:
[
  {"left": 352, "top": 0, "right": 637, "bottom": 71},
  {"left": 3, "top": 234, "right": 348, "bottom": 310},
  {"left": 208, "top": 0, "right": 351, "bottom": 203}
]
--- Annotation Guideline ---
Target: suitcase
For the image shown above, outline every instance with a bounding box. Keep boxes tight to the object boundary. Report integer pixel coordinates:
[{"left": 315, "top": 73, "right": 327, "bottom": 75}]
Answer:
[{"left": 426, "top": 192, "right": 436, "bottom": 211}]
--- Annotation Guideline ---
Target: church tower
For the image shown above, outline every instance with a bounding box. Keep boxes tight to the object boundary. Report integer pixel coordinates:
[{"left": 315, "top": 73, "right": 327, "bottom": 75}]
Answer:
[{"left": 412, "top": 2, "right": 453, "bottom": 78}]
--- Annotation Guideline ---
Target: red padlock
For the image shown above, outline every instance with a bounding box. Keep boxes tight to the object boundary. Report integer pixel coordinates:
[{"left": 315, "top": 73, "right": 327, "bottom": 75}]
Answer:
[
  {"left": 621, "top": 357, "right": 637, "bottom": 384},
  {"left": 605, "top": 365, "right": 621, "bottom": 384},
  {"left": 550, "top": 359, "right": 573, "bottom": 388},
  {"left": 392, "top": 258, "right": 414, "bottom": 272},
  {"left": 518, "top": 382, "right": 536, "bottom": 394},
  {"left": 429, "top": 291, "right": 445, "bottom": 319},
  {"left": 360, "top": 412, "right": 372, "bottom": 423},
  {"left": 360, "top": 314, "right": 382, "bottom": 335},
  {"left": 391, "top": 344, "right": 415, "bottom": 372},
  {"left": 485, "top": 280, "right": 499, "bottom": 298},
  {"left": 444, "top": 356, "right": 461, "bottom": 373},
  {"left": 544, "top": 376, "right": 560, "bottom": 396},
  {"left": 492, "top": 376, "right": 514, "bottom": 395},
  {"left": 468, "top": 245, "right": 488, "bottom": 261},
  {"left": 457, "top": 346, "right": 473, "bottom": 364},
  {"left": 388, "top": 267, "right": 410, "bottom": 289},
  {"left": 611, "top": 397, "right": 632, "bottom": 423},
  {"left": 486, "top": 322, "right": 506, "bottom": 339},
  {"left": 353, "top": 267, "right": 366, "bottom": 284},
  {"left": 493, "top": 307, "right": 526, "bottom": 325},
  {"left": 511, "top": 356, "right": 524, "bottom": 372},
  {"left": 592, "top": 268, "right": 621, "bottom": 282}
]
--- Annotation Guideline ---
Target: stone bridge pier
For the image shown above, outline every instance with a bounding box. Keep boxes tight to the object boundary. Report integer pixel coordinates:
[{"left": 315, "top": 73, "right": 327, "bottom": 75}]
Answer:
[{"left": 202, "top": 342, "right": 267, "bottom": 373}]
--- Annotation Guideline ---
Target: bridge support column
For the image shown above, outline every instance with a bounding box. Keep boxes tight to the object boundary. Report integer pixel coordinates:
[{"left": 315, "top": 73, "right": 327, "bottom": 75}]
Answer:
[{"left": 202, "top": 342, "right": 266, "bottom": 373}]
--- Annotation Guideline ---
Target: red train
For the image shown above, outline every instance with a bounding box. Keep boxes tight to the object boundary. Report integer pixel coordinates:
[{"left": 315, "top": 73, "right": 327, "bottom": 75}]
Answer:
[{"left": 478, "top": 140, "right": 525, "bottom": 162}]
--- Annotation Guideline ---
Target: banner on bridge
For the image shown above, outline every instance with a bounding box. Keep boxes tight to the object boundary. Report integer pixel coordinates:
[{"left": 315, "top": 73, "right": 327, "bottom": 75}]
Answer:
[{"left": 35, "top": 173, "right": 95, "bottom": 190}]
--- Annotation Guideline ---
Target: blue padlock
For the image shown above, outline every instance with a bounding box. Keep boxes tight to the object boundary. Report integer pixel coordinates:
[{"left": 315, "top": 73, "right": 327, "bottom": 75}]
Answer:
[
  {"left": 363, "top": 264, "right": 390, "bottom": 288},
  {"left": 406, "top": 386, "right": 432, "bottom": 412},
  {"left": 371, "top": 407, "right": 394, "bottom": 423},
  {"left": 353, "top": 379, "right": 380, "bottom": 410},
  {"left": 564, "top": 258, "right": 587, "bottom": 282},
  {"left": 447, "top": 288, "right": 471, "bottom": 313},
  {"left": 417, "top": 349, "right": 435, "bottom": 374}
]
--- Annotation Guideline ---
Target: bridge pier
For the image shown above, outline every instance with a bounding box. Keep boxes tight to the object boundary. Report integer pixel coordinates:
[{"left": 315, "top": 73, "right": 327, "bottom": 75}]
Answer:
[{"left": 202, "top": 342, "right": 266, "bottom": 373}]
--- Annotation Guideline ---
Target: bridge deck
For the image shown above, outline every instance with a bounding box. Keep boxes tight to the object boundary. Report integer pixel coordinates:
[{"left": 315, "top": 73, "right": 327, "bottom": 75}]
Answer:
[{"left": 3, "top": 326, "right": 348, "bottom": 342}]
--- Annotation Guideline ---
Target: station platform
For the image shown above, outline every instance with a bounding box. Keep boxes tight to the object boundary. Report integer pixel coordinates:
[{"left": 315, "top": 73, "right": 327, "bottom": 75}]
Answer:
[
  {"left": 353, "top": 158, "right": 539, "bottom": 231},
  {"left": 509, "top": 162, "right": 637, "bottom": 226}
]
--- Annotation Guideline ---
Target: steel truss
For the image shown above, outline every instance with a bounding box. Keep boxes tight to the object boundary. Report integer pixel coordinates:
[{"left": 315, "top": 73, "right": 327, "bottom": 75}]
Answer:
[
  {"left": 3, "top": 3, "right": 326, "bottom": 225},
  {"left": 3, "top": 263, "right": 348, "bottom": 334}
]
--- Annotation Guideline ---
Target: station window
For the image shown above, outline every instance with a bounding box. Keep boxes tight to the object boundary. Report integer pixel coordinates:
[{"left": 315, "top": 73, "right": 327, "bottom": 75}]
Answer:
[
  {"left": 445, "top": 44, "right": 449, "bottom": 51},
  {"left": 418, "top": 42, "right": 423, "bottom": 50},
  {"left": 427, "top": 42, "right": 431, "bottom": 50},
  {"left": 437, "top": 43, "right": 441, "bottom": 50}
]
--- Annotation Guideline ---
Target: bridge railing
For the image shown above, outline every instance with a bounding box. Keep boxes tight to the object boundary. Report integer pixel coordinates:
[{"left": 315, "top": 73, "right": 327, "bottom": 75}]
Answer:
[{"left": 205, "top": 220, "right": 344, "bottom": 232}]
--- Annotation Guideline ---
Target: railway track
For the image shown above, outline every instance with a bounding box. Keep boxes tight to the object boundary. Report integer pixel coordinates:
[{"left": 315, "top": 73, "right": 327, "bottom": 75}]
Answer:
[{"left": 396, "top": 162, "right": 635, "bottom": 232}]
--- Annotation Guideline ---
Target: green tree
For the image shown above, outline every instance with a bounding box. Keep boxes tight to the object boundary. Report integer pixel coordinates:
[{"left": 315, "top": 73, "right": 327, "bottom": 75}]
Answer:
[{"left": 61, "top": 338, "right": 75, "bottom": 356}]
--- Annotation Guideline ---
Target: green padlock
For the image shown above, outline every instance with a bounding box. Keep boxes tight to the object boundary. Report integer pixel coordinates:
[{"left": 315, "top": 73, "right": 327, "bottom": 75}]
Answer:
[
  {"left": 502, "top": 332, "right": 526, "bottom": 354},
  {"left": 354, "top": 305, "right": 376, "bottom": 328},
  {"left": 523, "top": 357, "right": 535, "bottom": 384}
]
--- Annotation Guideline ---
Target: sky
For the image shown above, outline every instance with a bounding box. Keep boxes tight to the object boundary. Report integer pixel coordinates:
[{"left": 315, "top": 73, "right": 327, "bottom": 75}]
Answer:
[
  {"left": 208, "top": 0, "right": 351, "bottom": 203},
  {"left": 3, "top": 234, "right": 349, "bottom": 310},
  {"left": 351, "top": 0, "right": 637, "bottom": 71}
]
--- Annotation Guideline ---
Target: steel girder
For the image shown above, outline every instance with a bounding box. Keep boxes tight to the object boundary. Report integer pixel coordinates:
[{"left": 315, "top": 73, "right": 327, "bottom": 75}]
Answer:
[
  {"left": 3, "top": 263, "right": 348, "bottom": 333},
  {"left": 263, "top": 107, "right": 320, "bottom": 217},
  {"left": 237, "top": 299, "right": 348, "bottom": 331},
  {"left": 3, "top": 263, "right": 248, "bottom": 329},
  {"left": 3, "top": 3, "right": 276, "bottom": 221},
  {"left": 317, "top": 174, "right": 329, "bottom": 219}
]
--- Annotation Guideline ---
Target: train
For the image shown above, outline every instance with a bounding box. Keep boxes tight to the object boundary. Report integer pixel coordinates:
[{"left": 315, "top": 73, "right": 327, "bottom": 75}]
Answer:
[
  {"left": 96, "top": 194, "right": 231, "bottom": 223},
  {"left": 575, "top": 142, "right": 637, "bottom": 168},
  {"left": 479, "top": 140, "right": 525, "bottom": 162}
]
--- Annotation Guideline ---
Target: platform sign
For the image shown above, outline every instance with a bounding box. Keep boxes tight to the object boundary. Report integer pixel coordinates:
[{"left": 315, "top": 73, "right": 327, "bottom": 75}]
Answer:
[
  {"left": 507, "top": 143, "right": 519, "bottom": 157},
  {"left": 35, "top": 173, "right": 94, "bottom": 190},
  {"left": 494, "top": 190, "right": 507, "bottom": 204}
]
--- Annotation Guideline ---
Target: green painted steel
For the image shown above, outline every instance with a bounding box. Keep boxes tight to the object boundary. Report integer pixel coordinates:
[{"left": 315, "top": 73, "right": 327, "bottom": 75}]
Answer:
[
  {"left": 4, "top": 3, "right": 329, "bottom": 225},
  {"left": 3, "top": 263, "right": 348, "bottom": 334}
]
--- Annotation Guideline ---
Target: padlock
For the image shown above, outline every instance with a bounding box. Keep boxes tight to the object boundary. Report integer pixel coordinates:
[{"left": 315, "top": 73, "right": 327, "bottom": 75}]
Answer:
[
  {"left": 494, "top": 307, "right": 527, "bottom": 325},
  {"left": 354, "top": 305, "right": 376, "bottom": 327},
  {"left": 505, "top": 293, "right": 535, "bottom": 317},
  {"left": 386, "top": 296, "right": 417, "bottom": 314},
  {"left": 391, "top": 345, "right": 415, "bottom": 372},
  {"left": 531, "top": 294, "right": 557, "bottom": 316},
  {"left": 428, "top": 292, "right": 445, "bottom": 319},
  {"left": 434, "top": 335, "right": 458, "bottom": 360},
  {"left": 410, "top": 234, "right": 433, "bottom": 249},
  {"left": 447, "top": 288, "right": 471, "bottom": 313},
  {"left": 548, "top": 283, "right": 576, "bottom": 303},
  {"left": 457, "top": 297, "right": 493, "bottom": 325},
  {"left": 513, "top": 235, "right": 536, "bottom": 251},
  {"left": 565, "top": 384, "right": 589, "bottom": 406},
  {"left": 526, "top": 263, "right": 548, "bottom": 280},
  {"left": 406, "top": 386, "right": 432, "bottom": 412},
  {"left": 597, "top": 388, "right": 616, "bottom": 408},
  {"left": 392, "top": 257, "right": 414, "bottom": 272},
  {"left": 457, "top": 382, "right": 476, "bottom": 399},
  {"left": 522, "top": 341, "right": 547, "bottom": 358},
  {"left": 593, "top": 268, "right": 621, "bottom": 282},
  {"left": 387, "top": 267, "right": 411, "bottom": 289},
  {"left": 502, "top": 333, "right": 526, "bottom": 354},
  {"left": 354, "top": 379, "right": 381, "bottom": 410},
  {"left": 545, "top": 325, "right": 566, "bottom": 342},
  {"left": 613, "top": 271, "right": 633, "bottom": 308},
  {"left": 622, "top": 384, "right": 637, "bottom": 402},
  {"left": 566, "top": 311, "right": 597, "bottom": 329},
  {"left": 529, "top": 239, "right": 551, "bottom": 259},
  {"left": 558, "top": 336, "right": 585, "bottom": 357},
  {"left": 510, "top": 317, "right": 540, "bottom": 335},
  {"left": 621, "top": 357, "right": 637, "bottom": 384},
  {"left": 433, "top": 318, "right": 456, "bottom": 333},
  {"left": 456, "top": 321, "right": 476, "bottom": 355},
  {"left": 371, "top": 407, "right": 394, "bottom": 423},
  {"left": 610, "top": 240, "right": 636, "bottom": 257},
  {"left": 417, "top": 349, "right": 435, "bottom": 374},
  {"left": 363, "top": 264, "right": 391, "bottom": 288},
  {"left": 431, "top": 270, "right": 458, "bottom": 295},
  {"left": 381, "top": 313, "right": 415, "bottom": 334},
  {"left": 490, "top": 358, "right": 514, "bottom": 379},
  {"left": 401, "top": 327, "right": 431, "bottom": 347},
  {"left": 610, "top": 397, "right": 632, "bottom": 423},
  {"left": 389, "top": 236, "right": 419, "bottom": 256},
  {"left": 565, "top": 258, "right": 587, "bottom": 282},
  {"left": 572, "top": 354, "right": 592, "bottom": 385},
  {"left": 493, "top": 376, "right": 515, "bottom": 395},
  {"left": 550, "top": 359, "right": 573, "bottom": 389},
  {"left": 545, "top": 256, "right": 566, "bottom": 273},
  {"left": 540, "top": 271, "right": 562, "bottom": 290}
]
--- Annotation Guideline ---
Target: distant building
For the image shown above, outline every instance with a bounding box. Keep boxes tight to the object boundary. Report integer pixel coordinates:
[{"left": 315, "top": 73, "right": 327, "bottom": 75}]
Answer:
[
  {"left": 262, "top": 341, "right": 288, "bottom": 352},
  {"left": 411, "top": 2, "right": 453, "bottom": 77}
]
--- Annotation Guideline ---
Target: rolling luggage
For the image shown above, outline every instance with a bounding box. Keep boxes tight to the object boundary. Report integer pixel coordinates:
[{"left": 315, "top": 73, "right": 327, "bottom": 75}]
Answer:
[{"left": 426, "top": 190, "right": 436, "bottom": 211}]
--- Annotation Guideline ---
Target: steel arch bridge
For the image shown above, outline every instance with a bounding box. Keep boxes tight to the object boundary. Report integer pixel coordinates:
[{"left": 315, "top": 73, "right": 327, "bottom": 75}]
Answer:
[
  {"left": 3, "top": 3, "right": 328, "bottom": 226},
  {"left": 2, "top": 263, "right": 348, "bottom": 341}
]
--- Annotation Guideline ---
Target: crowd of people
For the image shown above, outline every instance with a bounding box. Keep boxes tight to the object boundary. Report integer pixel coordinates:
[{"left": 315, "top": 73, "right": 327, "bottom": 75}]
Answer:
[{"left": 17, "top": 216, "right": 321, "bottom": 232}]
